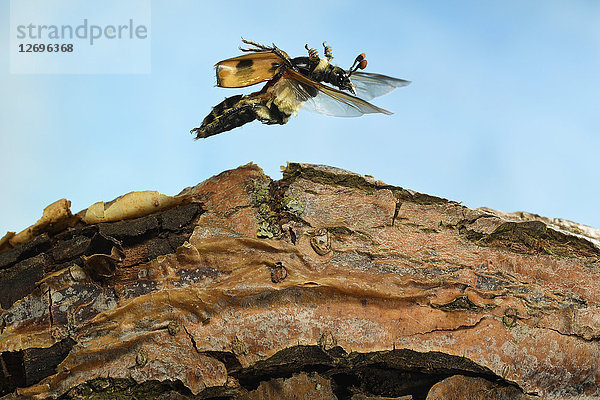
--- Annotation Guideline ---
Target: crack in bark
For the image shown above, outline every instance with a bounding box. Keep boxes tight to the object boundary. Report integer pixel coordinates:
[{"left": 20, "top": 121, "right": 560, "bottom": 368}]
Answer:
[
  {"left": 545, "top": 326, "right": 600, "bottom": 343},
  {"left": 47, "top": 287, "right": 54, "bottom": 328},
  {"left": 392, "top": 201, "right": 402, "bottom": 227},
  {"left": 182, "top": 325, "right": 200, "bottom": 353},
  {"left": 412, "top": 314, "right": 488, "bottom": 336}
]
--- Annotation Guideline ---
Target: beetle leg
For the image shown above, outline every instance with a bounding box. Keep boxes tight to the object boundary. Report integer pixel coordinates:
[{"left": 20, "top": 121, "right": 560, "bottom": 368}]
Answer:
[
  {"left": 239, "top": 38, "right": 272, "bottom": 52},
  {"left": 272, "top": 45, "right": 293, "bottom": 66},
  {"left": 239, "top": 38, "right": 292, "bottom": 67},
  {"left": 305, "top": 44, "right": 319, "bottom": 61},
  {"left": 323, "top": 42, "right": 333, "bottom": 61}
]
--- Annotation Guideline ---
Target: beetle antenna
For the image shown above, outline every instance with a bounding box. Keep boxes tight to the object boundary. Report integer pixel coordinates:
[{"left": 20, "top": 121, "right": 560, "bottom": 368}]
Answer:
[{"left": 348, "top": 53, "right": 367, "bottom": 77}]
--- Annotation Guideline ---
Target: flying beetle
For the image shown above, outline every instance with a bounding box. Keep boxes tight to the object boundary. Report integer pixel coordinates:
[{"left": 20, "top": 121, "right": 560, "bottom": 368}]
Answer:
[{"left": 191, "top": 39, "right": 411, "bottom": 139}]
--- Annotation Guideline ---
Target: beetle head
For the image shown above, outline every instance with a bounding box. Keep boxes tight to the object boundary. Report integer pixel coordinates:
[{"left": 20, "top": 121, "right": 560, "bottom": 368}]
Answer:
[{"left": 331, "top": 66, "right": 355, "bottom": 94}]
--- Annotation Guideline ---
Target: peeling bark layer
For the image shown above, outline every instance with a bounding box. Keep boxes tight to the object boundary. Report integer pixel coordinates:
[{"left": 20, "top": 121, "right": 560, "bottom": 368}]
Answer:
[{"left": 1, "top": 163, "right": 599, "bottom": 399}]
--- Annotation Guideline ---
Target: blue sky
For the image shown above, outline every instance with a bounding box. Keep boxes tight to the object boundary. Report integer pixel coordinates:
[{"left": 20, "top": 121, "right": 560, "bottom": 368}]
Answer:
[{"left": 1, "top": 0, "right": 599, "bottom": 236}]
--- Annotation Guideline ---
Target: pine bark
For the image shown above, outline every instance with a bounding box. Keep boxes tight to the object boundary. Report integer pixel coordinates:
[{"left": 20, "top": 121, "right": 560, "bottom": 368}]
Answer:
[{"left": 1, "top": 163, "right": 599, "bottom": 400}]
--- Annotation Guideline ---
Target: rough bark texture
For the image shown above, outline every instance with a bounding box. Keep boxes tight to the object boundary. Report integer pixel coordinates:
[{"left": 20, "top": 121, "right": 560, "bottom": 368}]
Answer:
[{"left": 1, "top": 163, "right": 599, "bottom": 400}]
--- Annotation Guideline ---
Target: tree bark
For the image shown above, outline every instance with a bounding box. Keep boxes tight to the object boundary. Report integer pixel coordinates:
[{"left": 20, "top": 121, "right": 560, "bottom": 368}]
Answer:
[{"left": 1, "top": 163, "right": 599, "bottom": 400}]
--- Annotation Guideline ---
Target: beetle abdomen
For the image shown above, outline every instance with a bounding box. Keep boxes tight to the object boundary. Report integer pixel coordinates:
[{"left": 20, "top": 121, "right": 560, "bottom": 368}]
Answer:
[{"left": 191, "top": 95, "right": 257, "bottom": 139}]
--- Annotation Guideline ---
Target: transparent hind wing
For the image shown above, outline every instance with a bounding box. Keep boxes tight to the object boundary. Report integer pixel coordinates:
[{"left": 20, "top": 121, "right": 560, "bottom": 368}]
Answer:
[
  {"left": 280, "top": 69, "right": 393, "bottom": 117},
  {"left": 350, "top": 72, "right": 411, "bottom": 101}
]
